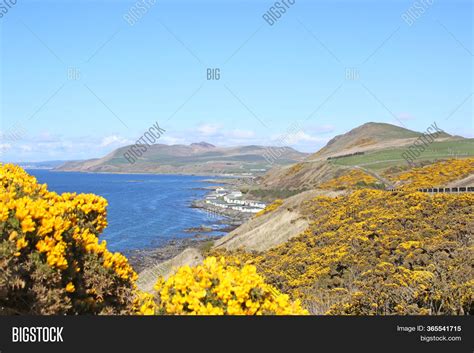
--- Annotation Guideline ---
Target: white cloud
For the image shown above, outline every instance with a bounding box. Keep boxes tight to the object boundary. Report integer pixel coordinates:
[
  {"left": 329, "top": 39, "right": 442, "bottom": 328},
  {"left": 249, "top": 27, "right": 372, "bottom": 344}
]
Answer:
[
  {"left": 100, "top": 135, "right": 132, "bottom": 147},
  {"left": 173, "top": 124, "right": 259, "bottom": 146},
  {"left": 3, "top": 122, "right": 328, "bottom": 161},
  {"left": 2, "top": 132, "right": 137, "bottom": 162},
  {"left": 280, "top": 131, "right": 329, "bottom": 145},
  {"left": 269, "top": 122, "right": 332, "bottom": 146},
  {"left": 197, "top": 123, "right": 221, "bottom": 136},
  {"left": 0, "top": 143, "right": 12, "bottom": 151}
]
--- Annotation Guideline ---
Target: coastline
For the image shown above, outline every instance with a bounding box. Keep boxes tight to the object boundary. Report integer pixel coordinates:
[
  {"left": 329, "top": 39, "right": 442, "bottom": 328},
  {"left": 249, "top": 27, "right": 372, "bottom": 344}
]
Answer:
[
  {"left": 28, "top": 169, "right": 253, "bottom": 270},
  {"left": 190, "top": 199, "right": 253, "bottom": 225},
  {"left": 127, "top": 178, "right": 256, "bottom": 271},
  {"left": 189, "top": 176, "right": 257, "bottom": 226},
  {"left": 49, "top": 168, "right": 255, "bottom": 179},
  {"left": 124, "top": 235, "right": 219, "bottom": 272}
]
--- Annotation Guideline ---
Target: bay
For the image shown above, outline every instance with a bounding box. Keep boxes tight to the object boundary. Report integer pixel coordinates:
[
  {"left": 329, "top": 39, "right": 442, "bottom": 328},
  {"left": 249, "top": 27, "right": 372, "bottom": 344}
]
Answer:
[{"left": 28, "top": 170, "right": 226, "bottom": 252}]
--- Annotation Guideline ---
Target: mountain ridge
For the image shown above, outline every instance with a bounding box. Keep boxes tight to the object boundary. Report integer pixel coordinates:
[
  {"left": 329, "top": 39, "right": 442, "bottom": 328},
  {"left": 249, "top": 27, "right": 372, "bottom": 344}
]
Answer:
[
  {"left": 56, "top": 142, "right": 308, "bottom": 175},
  {"left": 256, "top": 122, "right": 468, "bottom": 190},
  {"left": 309, "top": 122, "right": 454, "bottom": 161}
]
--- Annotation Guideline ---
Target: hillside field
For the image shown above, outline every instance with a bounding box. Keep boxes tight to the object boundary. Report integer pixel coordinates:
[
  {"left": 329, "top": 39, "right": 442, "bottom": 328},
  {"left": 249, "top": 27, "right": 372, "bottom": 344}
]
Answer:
[{"left": 329, "top": 139, "right": 474, "bottom": 170}]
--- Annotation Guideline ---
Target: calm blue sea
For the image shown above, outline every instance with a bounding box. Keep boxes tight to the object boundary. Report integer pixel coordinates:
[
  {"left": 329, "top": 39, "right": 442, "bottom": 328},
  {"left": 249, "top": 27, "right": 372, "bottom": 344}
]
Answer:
[{"left": 27, "top": 170, "right": 226, "bottom": 252}]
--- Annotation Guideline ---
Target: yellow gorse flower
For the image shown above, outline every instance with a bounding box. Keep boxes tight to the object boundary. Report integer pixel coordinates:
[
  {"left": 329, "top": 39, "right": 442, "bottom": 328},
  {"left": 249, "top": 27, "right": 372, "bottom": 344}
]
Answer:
[
  {"left": 142, "top": 256, "right": 308, "bottom": 315},
  {"left": 212, "top": 186, "right": 474, "bottom": 315},
  {"left": 318, "top": 169, "right": 379, "bottom": 190},
  {"left": 0, "top": 163, "right": 138, "bottom": 312},
  {"left": 16, "top": 237, "right": 28, "bottom": 250},
  {"left": 386, "top": 158, "right": 474, "bottom": 190},
  {"left": 65, "top": 282, "right": 75, "bottom": 293}
]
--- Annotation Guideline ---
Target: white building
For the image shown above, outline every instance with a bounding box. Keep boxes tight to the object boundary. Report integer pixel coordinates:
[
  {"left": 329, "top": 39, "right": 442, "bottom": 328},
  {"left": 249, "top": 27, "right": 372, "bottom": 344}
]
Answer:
[
  {"left": 215, "top": 187, "right": 227, "bottom": 194},
  {"left": 229, "top": 191, "right": 242, "bottom": 198}
]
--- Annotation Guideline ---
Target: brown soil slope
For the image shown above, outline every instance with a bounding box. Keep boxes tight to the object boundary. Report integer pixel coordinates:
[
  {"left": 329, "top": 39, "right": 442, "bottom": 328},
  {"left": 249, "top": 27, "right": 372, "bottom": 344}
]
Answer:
[{"left": 213, "top": 189, "right": 344, "bottom": 252}]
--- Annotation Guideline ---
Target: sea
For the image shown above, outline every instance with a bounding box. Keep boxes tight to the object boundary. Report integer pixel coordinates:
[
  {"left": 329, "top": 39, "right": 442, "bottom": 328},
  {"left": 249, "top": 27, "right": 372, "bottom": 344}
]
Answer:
[{"left": 27, "top": 170, "right": 227, "bottom": 252}]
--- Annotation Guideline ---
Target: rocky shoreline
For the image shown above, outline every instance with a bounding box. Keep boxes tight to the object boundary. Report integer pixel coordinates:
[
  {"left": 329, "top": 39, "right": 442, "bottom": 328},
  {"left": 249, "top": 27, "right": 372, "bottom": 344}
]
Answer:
[
  {"left": 124, "top": 235, "right": 220, "bottom": 273},
  {"left": 127, "top": 178, "right": 252, "bottom": 273},
  {"left": 190, "top": 199, "right": 253, "bottom": 224}
]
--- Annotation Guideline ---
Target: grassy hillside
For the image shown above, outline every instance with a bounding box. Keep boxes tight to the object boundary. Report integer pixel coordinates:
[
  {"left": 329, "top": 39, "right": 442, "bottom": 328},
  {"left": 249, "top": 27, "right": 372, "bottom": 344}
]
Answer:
[
  {"left": 330, "top": 139, "right": 474, "bottom": 170},
  {"left": 57, "top": 143, "right": 308, "bottom": 175},
  {"left": 309, "top": 122, "right": 452, "bottom": 160},
  {"left": 253, "top": 123, "right": 468, "bottom": 193}
]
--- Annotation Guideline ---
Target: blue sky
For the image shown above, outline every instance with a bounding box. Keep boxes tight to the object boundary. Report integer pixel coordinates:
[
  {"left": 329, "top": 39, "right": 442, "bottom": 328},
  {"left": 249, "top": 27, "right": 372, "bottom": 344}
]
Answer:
[{"left": 0, "top": 0, "right": 472, "bottom": 162}]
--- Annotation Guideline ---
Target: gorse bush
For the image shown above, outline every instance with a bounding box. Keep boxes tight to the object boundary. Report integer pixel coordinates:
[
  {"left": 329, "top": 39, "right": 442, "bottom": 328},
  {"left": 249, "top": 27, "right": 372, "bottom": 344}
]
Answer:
[
  {"left": 0, "top": 164, "right": 137, "bottom": 314},
  {"left": 136, "top": 256, "right": 308, "bottom": 315},
  {"left": 3, "top": 163, "right": 472, "bottom": 316},
  {"left": 387, "top": 158, "right": 474, "bottom": 190},
  {"left": 214, "top": 189, "right": 474, "bottom": 315},
  {"left": 1, "top": 165, "right": 306, "bottom": 315},
  {"left": 317, "top": 169, "right": 379, "bottom": 190},
  {"left": 284, "top": 163, "right": 304, "bottom": 176},
  {"left": 255, "top": 199, "right": 283, "bottom": 217}
]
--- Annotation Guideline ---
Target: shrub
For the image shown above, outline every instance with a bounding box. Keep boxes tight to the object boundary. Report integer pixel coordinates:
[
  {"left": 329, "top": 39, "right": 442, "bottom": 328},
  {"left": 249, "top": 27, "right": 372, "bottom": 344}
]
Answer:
[
  {"left": 255, "top": 199, "right": 284, "bottom": 217},
  {"left": 136, "top": 256, "right": 308, "bottom": 315},
  {"left": 0, "top": 164, "right": 137, "bottom": 314},
  {"left": 285, "top": 163, "right": 304, "bottom": 176},
  {"left": 215, "top": 189, "right": 474, "bottom": 315},
  {"left": 318, "top": 169, "right": 378, "bottom": 190},
  {"left": 388, "top": 158, "right": 474, "bottom": 190}
]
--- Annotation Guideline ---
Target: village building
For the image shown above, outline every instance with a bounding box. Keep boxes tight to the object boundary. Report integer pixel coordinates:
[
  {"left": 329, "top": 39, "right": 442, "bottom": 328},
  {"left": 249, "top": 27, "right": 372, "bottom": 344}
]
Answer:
[{"left": 205, "top": 188, "right": 266, "bottom": 213}]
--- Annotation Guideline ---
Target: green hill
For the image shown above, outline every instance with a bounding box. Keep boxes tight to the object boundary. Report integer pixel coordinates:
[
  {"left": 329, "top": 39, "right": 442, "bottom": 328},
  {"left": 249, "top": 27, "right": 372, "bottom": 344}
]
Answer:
[
  {"left": 56, "top": 143, "right": 308, "bottom": 175},
  {"left": 330, "top": 139, "right": 474, "bottom": 170},
  {"left": 310, "top": 122, "right": 453, "bottom": 160}
]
